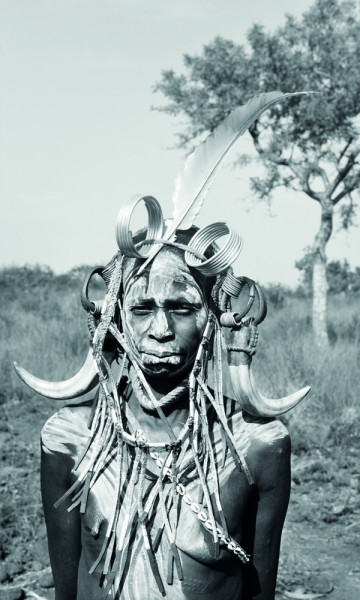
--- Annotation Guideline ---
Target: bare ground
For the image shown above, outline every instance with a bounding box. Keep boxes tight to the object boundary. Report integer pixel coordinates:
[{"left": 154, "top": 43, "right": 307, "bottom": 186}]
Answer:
[{"left": 1, "top": 397, "right": 359, "bottom": 600}]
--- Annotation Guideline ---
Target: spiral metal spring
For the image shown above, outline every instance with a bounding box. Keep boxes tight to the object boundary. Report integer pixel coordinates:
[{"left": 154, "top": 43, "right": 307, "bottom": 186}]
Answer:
[
  {"left": 185, "top": 222, "right": 242, "bottom": 276},
  {"left": 221, "top": 271, "right": 244, "bottom": 297},
  {"left": 115, "top": 195, "right": 164, "bottom": 258}
]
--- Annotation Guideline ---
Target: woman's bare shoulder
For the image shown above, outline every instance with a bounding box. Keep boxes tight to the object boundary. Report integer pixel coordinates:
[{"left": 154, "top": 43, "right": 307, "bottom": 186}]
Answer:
[
  {"left": 228, "top": 401, "right": 290, "bottom": 449},
  {"left": 41, "top": 401, "right": 93, "bottom": 459},
  {"left": 228, "top": 405, "right": 291, "bottom": 487},
  {"left": 240, "top": 411, "right": 289, "bottom": 445}
]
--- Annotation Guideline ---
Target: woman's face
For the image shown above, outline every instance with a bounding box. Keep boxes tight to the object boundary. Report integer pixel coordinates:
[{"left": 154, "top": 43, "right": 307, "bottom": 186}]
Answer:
[{"left": 123, "top": 250, "right": 208, "bottom": 378}]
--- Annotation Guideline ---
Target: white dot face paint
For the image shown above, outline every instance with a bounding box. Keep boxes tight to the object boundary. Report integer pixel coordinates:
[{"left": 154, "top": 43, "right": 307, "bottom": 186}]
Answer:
[{"left": 123, "top": 250, "right": 208, "bottom": 378}]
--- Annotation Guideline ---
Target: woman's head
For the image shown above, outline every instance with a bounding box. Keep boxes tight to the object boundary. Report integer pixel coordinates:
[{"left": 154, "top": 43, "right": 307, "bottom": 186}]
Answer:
[{"left": 122, "top": 245, "right": 209, "bottom": 378}]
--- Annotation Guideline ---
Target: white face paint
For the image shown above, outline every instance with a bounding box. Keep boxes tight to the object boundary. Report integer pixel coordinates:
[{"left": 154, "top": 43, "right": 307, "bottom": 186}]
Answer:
[{"left": 123, "top": 250, "right": 208, "bottom": 378}]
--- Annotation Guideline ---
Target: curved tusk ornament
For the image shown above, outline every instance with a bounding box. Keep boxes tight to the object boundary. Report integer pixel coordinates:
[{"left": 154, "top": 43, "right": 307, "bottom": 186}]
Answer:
[
  {"left": 228, "top": 361, "right": 311, "bottom": 418},
  {"left": 224, "top": 318, "right": 310, "bottom": 418},
  {"left": 13, "top": 348, "right": 99, "bottom": 400}
]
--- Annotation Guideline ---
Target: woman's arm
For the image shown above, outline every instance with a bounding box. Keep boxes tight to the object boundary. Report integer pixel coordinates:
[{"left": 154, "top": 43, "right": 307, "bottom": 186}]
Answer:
[
  {"left": 243, "top": 429, "right": 291, "bottom": 600},
  {"left": 41, "top": 444, "right": 81, "bottom": 600}
]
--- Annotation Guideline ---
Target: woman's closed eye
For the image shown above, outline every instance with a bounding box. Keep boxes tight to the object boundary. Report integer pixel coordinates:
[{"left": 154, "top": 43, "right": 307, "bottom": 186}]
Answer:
[
  {"left": 171, "top": 304, "right": 197, "bottom": 315},
  {"left": 129, "top": 303, "right": 198, "bottom": 316},
  {"left": 130, "top": 305, "right": 152, "bottom": 315}
]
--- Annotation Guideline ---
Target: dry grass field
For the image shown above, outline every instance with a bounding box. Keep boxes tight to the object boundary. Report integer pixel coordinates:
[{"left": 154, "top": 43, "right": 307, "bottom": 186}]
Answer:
[{"left": 0, "top": 266, "right": 359, "bottom": 599}]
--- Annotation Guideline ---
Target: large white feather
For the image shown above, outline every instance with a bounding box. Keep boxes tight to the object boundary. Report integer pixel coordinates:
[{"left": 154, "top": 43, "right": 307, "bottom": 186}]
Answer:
[
  {"left": 171, "top": 91, "right": 302, "bottom": 230},
  {"left": 137, "top": 91, "right": 307, "bottom": 274}
]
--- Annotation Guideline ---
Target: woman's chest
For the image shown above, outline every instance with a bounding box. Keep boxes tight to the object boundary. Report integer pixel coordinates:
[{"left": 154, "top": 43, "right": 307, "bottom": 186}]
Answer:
[{"left": 81, "top": 440, "right": 253, "bottom": 566}]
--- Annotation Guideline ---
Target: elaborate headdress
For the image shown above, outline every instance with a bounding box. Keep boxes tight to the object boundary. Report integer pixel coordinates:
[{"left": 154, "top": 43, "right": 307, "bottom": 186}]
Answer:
[{"left": 14, "top": 92, "right": 310, "bottom": 595}]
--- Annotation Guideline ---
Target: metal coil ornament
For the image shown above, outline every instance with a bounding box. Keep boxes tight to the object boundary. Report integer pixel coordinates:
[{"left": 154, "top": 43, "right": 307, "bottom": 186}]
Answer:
[
  {"left": 219, "top": 278, "right": 268, "bottom": 327},
  {"left": 220, "top": 312, "right": 242, "bottom": 327},
  {"left": 185, "top": 222, "right": 242, "bottom": 276},
  {"left": 221, "top": 272, "right": 244, "bottom": 298},
  {"left": 115, "top": 195, "right": 164, "bottom": 258},
  {"left": 102, "top": 256, "right": 118, "bottom": 285},
  {"left": 81, "top": 266, "right": 105, "bottom": 314},
  {"left": 116, "top": 198, "right": 242, "bottom": 276}
]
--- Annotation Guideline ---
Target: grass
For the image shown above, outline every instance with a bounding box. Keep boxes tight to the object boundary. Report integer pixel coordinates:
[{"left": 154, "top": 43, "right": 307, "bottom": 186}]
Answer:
[
  {"left": 2, "top": 266, "right": 359, "bottom": 441},
  {"left": 254, "top": 293, "right": 360, "bottom": 451},
  {"left": 0, "top": 265, "right": 359, "bottom": 576}
]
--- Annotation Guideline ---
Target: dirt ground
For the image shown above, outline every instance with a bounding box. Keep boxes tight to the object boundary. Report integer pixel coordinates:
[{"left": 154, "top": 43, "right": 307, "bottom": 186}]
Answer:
[
  {"left": 1, "top": 397, "right": 359, "bottom": 600},
  {"left": 276, "top": 449, "right": 360, "bottom": 600}
]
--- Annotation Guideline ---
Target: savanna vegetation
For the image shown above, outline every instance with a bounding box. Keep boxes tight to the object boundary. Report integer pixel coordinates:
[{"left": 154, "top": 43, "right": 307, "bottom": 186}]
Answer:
[{"left": 0, "top": 264, "right": 359, "bottom": 599}]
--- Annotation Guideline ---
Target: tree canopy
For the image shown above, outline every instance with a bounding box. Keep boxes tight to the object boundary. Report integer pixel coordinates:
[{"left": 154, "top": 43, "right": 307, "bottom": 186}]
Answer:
[
  {"left": 155, "top": 0, "right": 360, "bottom": 215},
  {"left": 154, "top": 0, "right": 360, "bottom": 345}
]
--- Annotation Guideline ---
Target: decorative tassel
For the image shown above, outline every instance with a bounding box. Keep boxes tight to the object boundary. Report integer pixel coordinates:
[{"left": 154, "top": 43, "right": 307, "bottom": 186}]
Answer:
[
  {"left": 103, "top": 451, "right": 140, "bottom": 591},
  {"left": 188, "top": 403, "right": 219, "bottom": 555},
  {"left": 214, "top": 323, "right": 228, "bottom": 467},
  {"left": 199, "top": 388, "right": 229, "bottom": 539},
  {"left": 196, "top": 377, "right": 254, "bottom": 485},
  {"left": 80, "top": 471, "right": 92, "bottom": 514}
]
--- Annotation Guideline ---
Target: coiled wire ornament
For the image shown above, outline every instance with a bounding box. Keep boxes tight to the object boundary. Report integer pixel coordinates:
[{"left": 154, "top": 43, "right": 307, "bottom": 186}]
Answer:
[
  {"left": 221, "top": 271, "right": 244, "bottom": 298},
  {"left": 219, "top": 279, "right": 267, "bottom": 327},
  {"left": 185, "top": 222, "right": 242, "bottom": 276},
  {"left": 116, "top": 197, "right": 242, "bottom": 276},
  {"left": 116, "top": 195, "right": 164, "bottom": 258},
  {"left": 81, "top": 265, "right": 105, "bottom": 315}
]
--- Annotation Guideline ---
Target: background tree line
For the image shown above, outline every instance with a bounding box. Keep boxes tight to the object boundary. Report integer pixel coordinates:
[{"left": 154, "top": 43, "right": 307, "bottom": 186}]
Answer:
[{"left": 1, "top": 260, "right": 359, "bottom": 302}]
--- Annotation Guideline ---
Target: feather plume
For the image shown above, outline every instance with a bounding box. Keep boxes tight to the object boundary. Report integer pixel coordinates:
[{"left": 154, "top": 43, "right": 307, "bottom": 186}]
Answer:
[
  {"left": 137, "top": 91, "right": 308, "bottom": 273},
  {"left": 171, "top": 91, "right": 304, "bottom": 231}
]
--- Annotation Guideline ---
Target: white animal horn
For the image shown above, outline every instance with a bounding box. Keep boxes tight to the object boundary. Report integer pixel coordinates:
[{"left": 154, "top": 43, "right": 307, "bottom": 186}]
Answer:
[
  {"left": 13, "top": 348, "right": 99, "bottom": 400},
  {"left": 228, "top": 361, "right": 310, "bottom": 417},
  {"left": 225, "top": 323, "right": 310, "bottom": 417}
]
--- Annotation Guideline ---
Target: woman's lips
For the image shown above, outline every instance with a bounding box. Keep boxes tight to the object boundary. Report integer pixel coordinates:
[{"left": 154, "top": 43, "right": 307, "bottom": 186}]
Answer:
[{"left": 139, "top": 352, "right": 183, "bottom": 365}]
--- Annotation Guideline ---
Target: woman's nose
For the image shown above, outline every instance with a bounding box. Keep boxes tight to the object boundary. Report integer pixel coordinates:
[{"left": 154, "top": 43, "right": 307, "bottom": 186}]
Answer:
[{"left": 148, "top": 310, "right": 173, "bottom": 340}]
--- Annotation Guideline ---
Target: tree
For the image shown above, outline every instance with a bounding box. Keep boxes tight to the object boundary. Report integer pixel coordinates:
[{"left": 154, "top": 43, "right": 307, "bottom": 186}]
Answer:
[{"left": 154, "top": 0, "right": 360, "bottom": 348}]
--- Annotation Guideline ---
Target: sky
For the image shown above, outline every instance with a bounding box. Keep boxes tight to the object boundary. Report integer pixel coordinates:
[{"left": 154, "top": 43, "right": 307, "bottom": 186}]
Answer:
[{"left": 0, "top": 0, "right": 359, "bottom": 287}]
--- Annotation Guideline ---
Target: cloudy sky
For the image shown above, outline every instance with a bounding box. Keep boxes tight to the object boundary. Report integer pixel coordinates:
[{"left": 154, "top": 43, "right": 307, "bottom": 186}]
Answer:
[{"left": 1, "top": 0, "right": 359, "bottom": 286}]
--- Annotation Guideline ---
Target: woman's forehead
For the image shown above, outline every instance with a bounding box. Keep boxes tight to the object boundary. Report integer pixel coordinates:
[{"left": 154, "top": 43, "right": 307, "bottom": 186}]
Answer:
[{"left": 124, "top": 251, "right": 204, "bottom": 302}]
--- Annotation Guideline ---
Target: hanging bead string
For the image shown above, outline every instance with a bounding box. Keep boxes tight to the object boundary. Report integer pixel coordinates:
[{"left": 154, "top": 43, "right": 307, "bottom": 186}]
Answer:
[
  {"left": 205, "top": 319, "right": 228, "bottom": 530},
  {"left": 124, "top": 417, "right": 250, "bottom": 566},
  {"left": 189, "top": 395, "right": 219, "bottom": 558},
  {"left": 198, "top": 385, "right": 229, "bottom": 538},
  {"left": 184, "top": 315, "right": 220, "bottom": 556}
]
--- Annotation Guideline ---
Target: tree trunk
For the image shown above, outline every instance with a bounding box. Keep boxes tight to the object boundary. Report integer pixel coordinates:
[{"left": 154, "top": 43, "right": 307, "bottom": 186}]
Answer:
[
  {"left": 312, "top": 251, "right": 329, "bottom": 348},
  {"left": 311, "top": 198, "right": 333, "bottom": 349}
]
